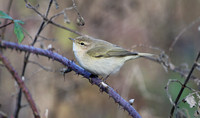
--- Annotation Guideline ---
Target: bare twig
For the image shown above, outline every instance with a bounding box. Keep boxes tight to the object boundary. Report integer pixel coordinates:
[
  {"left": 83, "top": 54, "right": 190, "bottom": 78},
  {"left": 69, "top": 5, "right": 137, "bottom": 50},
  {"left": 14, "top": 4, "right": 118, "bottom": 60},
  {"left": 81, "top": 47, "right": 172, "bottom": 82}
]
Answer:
[
  {"left": 28, "top": 60, "right": 55, "bottom": 72},
  {"left": 0, "top": 52, "right": 40, "bottom": 118},
  {"left": 53, "top": 0, "right": 59, "bottom": 9},
  {"left": 169, "top": 16, "right": 200, "bottom": 52},
  {"left": 38, "top": 35, "right": 55, "bottom": 42},
  {"left": 0, "top": 40, "right": 142, "bottom": 118},
  {"left": 144, "top": 52, "right": 200, "bottom": 83},
  {"left": 165, "top": 79, "right": 182, "bottom": 106},
  {"left": 49, "top": 20, "right": 83, "bottom": 35},
  {"left": 14, "top": 0, "right": 54, "bottom": 117},
  {"left": 25, "top": 0, "right": 83, "bottom": 35},
  {"left": 169, "top": 51, "right": 200, "bottom": 118},
  {"left": 50, "top": 0, "right": 85, "bottom": 26},
  {"left": 50, "top": 7, "right": 74, "bottom": 21},
  {"left": 0, "top": 21, "right": 13, "bottom": 29},
  {"left": 165, "top": 79, "right": 197, "bottom": 107}
]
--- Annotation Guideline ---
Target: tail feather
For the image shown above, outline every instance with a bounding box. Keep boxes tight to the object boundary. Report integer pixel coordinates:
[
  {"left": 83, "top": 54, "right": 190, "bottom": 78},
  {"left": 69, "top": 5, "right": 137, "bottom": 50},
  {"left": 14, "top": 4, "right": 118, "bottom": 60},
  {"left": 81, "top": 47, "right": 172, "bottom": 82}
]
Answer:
[{"left": 137, "top": 53, "right": 154, "bottom": 58}]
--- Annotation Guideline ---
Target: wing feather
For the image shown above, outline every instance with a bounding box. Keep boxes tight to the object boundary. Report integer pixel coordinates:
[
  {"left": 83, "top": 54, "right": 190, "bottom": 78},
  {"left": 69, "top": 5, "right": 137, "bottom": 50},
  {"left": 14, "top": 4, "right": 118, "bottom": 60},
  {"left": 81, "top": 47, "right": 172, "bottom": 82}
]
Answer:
[{"left": 87, "top": 46, "right": 138, "bottom": 58}]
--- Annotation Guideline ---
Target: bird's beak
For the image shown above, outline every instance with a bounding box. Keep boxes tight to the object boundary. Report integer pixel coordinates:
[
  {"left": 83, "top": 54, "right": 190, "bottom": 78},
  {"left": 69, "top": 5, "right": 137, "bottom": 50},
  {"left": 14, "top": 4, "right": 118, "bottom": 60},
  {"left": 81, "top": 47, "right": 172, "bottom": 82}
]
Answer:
[{"left": 69, "top": 38, "right": 74, "bottom": 42}]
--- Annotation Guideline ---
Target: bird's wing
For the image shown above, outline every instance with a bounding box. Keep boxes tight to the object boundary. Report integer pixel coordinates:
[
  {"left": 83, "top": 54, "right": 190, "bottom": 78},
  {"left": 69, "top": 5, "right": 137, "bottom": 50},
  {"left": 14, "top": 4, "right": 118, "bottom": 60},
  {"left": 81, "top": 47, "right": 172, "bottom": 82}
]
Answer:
[{"left": 87, "top": 46, "right": 138, "bottom": 58}]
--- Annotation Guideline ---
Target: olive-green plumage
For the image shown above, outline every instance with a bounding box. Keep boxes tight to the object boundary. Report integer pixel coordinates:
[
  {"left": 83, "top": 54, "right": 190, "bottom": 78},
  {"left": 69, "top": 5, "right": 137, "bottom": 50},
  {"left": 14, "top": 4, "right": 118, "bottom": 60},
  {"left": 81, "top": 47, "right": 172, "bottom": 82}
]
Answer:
[{"left": 70, "top": 35, "right": 153, "bottom": 78}]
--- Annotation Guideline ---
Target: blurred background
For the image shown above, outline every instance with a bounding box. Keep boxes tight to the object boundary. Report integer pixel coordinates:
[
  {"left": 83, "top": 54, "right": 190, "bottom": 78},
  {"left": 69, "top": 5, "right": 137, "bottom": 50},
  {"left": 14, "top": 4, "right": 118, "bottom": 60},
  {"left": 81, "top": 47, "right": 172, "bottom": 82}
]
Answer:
[{"left": 0, "top": 0, "right": 200, "bottom": 118}]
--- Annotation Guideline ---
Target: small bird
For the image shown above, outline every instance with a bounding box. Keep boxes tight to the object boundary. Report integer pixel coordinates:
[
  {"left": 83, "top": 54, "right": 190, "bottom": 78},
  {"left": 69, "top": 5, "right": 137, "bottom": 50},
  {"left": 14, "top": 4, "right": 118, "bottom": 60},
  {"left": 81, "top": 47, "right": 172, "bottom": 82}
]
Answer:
[{"left": 69, "top": 35, "right": 153, "bottom": 80}]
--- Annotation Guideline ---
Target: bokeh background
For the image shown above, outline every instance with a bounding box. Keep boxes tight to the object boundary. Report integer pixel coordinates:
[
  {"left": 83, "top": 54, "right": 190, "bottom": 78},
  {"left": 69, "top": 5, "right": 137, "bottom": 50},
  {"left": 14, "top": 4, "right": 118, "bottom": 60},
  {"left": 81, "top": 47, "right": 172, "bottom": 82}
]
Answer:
[{"left": 0, "top": 0, "right": 200, "bottom": 118}]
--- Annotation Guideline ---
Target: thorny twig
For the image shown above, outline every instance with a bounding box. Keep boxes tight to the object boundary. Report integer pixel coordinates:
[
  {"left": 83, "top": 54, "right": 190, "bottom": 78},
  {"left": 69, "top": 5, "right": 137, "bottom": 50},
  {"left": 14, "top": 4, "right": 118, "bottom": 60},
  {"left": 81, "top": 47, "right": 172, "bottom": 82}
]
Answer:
[
  {"left": 0, "top": 40, "right": 142, "bottom": 118},
  {"left": 0, "top": 52, "right": 40, "bottom": 118}
]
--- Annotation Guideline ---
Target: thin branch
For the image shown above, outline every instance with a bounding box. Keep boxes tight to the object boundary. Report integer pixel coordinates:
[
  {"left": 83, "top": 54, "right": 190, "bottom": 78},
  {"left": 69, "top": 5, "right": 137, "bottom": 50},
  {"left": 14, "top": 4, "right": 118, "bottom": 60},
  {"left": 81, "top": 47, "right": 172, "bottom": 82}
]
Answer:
[
  {"left": 165, "top": 79, "right": 183, "bottom": 106},
  {"left": 53, "top": 0, "right": 59, "bottom": 9},
  {"left": 14, "top": 0, "right": 54, "bottom": 117},
  {"left": 169, "top": 16, "right": 200, "bottom": 52},
  {"left": 38, "top": 35, "right": 56, "bottom": 42},
  {"left": 0, "top": 52, "right": 40, "bottom": 118},
  {"left": 45, "top": 0, "right": 53, "bottom": 17},
  {"left": 50, "top": 0, "right": 84, "bottom": 26},
  {"left": 165, "top": 79, "right": 197, "bottom": 107},
  {"left": 28, "top": 60, "right": 55, "bottom": 72},
  {"left": 0, "top": 40, "right": 142, "bottom": 118},
  {"left": 169, "top": 51, "right": 200, "bottom": 118},
  {"left": 48, "top": 20, "right": 83, "bottom": 35},
  {"left": 0, "top": 21, "right": 13, "bottom": 29},
  {"left": 144, "top": 52, "right": 200, "bottom": 83},
  {"left": 25, "top": 0, "right": 83, "bottom": 36},
  {"left": 49, "top": 7, "right": 74, "bottom": 21}
]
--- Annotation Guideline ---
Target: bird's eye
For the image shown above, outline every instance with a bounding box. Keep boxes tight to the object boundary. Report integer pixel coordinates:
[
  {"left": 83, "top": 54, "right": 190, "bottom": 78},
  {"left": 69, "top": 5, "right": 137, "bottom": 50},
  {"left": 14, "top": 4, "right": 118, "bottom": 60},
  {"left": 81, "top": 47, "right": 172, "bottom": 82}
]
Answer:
[{"left": 80, "top": 42, "right": 85, "bottom": 45}]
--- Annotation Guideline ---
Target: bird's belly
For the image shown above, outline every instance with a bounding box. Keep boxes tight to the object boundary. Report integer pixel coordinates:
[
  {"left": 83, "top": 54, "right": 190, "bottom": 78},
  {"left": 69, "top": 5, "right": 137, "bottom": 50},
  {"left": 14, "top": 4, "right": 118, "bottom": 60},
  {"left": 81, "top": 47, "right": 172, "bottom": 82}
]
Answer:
[{"left": 80, "top": 57, "right": 125, "bottom": 77}]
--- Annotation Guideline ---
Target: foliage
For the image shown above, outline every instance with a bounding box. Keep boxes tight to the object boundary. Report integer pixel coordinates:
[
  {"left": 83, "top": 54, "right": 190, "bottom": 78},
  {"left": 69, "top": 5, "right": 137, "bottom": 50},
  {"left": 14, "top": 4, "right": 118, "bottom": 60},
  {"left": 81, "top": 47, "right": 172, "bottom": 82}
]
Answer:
[{"left": 0, "top": 10, "right": 24, "bottom": 43}]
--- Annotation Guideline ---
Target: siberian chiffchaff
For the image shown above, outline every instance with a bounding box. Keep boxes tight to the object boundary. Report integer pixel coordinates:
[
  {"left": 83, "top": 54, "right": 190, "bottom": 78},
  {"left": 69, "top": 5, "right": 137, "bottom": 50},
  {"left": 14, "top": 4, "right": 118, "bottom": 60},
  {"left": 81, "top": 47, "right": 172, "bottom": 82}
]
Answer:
[{"left": 69, "top": 35, "right": 153, "bottom": 79}]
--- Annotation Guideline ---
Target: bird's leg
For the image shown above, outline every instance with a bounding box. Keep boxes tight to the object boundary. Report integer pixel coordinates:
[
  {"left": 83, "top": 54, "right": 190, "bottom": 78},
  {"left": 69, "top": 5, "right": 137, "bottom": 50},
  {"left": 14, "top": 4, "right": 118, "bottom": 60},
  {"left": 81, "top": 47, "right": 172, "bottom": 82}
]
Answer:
[
  {"left": 89, "top": 74, "right": 98, "bottom": 84},
  {"left": 60, "top": 67, "right": 72, "bottom": 74},
  {"left": 60, "top": 67, "right": 72, "bottom": 81}
]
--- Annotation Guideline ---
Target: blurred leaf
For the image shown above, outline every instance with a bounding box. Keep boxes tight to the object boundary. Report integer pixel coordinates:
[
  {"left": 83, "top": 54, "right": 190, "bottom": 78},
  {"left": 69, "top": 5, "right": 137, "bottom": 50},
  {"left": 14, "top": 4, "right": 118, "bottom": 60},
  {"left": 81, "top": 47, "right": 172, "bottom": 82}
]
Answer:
[
  {"left": 14, "top": 22, "right": 24, "bottom": 43},
  {"left": 0, "top": 10, "right": 13, "bottom": 20},
  {"left": 185, "top": 95, "right": 196, "bottom": 108},
  {"left": 14, "top": 19, "right": 24, "bottom": 24}
]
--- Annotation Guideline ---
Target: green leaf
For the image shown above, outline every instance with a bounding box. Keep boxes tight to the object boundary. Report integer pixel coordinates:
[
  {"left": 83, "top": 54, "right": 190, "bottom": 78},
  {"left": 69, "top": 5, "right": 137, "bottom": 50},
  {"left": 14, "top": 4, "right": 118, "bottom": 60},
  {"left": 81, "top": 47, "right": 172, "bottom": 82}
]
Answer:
[
  {"left": 14, "top": 20, "right": 24, "bottom": 24},
  {"left": 14, "top": 22, "right": 24, "bottom": 43},
  {"left": 0, "top": 10, "right": 13, "bottom": 20}
]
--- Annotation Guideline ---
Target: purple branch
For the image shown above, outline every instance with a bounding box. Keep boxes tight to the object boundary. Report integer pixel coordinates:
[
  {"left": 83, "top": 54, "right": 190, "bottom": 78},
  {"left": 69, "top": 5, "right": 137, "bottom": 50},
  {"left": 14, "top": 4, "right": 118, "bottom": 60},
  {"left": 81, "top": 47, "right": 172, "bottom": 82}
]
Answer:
[
  {"left": 0, "top": 40, "right": 141, "bottom": 118},
  {"left": 0, "top": 52, "right": 40, "bottom": 118}
]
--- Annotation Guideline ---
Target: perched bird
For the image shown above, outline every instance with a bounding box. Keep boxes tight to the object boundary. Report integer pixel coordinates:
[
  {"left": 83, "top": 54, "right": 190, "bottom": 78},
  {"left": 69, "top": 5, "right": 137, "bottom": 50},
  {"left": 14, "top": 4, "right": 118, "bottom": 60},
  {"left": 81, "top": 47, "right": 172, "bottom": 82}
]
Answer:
[{"left": 69, "top": 35, "right": 153, "bottom": 80}]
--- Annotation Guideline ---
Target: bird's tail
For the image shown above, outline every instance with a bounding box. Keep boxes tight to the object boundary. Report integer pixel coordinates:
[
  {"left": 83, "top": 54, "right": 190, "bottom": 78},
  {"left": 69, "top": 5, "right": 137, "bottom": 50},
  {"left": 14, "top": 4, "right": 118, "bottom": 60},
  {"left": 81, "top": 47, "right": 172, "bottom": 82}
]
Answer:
[
  {"left": 129, "top": 52, "right": 154, "bottom": 60},
  {"left": 137, "top": 52, "right": 155, "bottom": 58}
]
